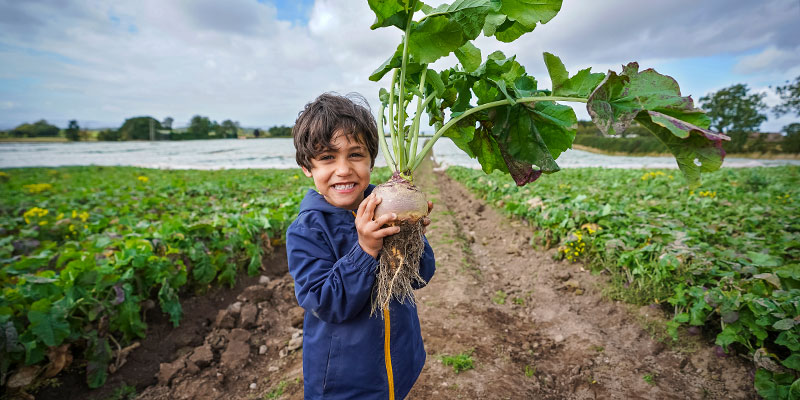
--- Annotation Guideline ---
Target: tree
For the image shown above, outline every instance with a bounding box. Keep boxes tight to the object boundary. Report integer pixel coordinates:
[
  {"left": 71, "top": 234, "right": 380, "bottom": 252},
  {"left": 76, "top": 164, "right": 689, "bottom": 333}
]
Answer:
[
  {"left": 97, "top": 129, "right": 120, "bottom": 141},
  {"left": 118, "top": 116, "right": 162, "bottom": 140},
  {"left": 253, "top": 128, "right": 261, "bottom": 138},
  {"left": 220, "top": 119, "right": 239, "bottom": 138},
  {"left": 699, "top": 84, "right": 767, "bottom": 153},
  {"left": 267, "top": 125, "right": 292, "bottom": 137},
  {"left": 162, "top": 116, "right": 174, "bottom": 131},
  {"left": 188, "top": 115, "right": 213, "bottom": 139},
  {"left": 774, "top": 75, "right": 800, "bottom": 117},
  {"left": 11, "top": 120, "right": 60, "bottom": 137},
  {"left": 65, "top": 120, "right": 80, "bottom": 141},
  {"left": 782, "top": 123, "right": 800, "bottom": 154}
]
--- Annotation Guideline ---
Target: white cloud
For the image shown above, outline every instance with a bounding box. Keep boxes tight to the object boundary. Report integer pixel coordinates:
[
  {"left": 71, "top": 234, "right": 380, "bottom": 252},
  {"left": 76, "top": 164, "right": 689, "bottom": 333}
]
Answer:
[
  {"left": 735, "top": 45, "right": 800, "bottom": 75},
  {"left": 0, "top": 0, "right": 797, "bottom": 131}
]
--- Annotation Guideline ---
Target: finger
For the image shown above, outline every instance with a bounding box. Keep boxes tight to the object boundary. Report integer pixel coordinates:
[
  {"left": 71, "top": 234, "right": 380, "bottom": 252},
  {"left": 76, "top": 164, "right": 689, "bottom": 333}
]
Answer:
[
  {"left": 421, "top": 216, "right": 431, "bottom": 226},
  {"left": 364, "top": 194, "right": 379, "bottom": 218},
  {"left": 374, "top": 212, "right": 397, "bottom": 227},
  {"left": 427, "top": 200, "right": 434, "bottom": 215},
  {"left": 375, "top": 225, "right": 401, "bottom": 237},
  {"left": 356, "top": 193, "right": 370, "bottom": 218}
]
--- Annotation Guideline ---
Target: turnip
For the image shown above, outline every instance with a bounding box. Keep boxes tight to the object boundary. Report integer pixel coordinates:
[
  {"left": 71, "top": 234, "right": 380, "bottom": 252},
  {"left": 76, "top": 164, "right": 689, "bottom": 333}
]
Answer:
[{"left": 367, "top": 0, "right": 729, "bottom": 313}]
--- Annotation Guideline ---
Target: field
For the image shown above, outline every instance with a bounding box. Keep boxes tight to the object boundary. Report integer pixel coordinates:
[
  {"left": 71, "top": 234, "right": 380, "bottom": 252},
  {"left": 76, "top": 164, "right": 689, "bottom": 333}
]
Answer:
[
  {"left": 0, "top": 166, "right": 321, "bottom": 389},
  {"left": 447, "top": 165, "right": 800, "bottom": 398},
  {"left": 1, "top": 164, "right": 798, "bottom": 398}
]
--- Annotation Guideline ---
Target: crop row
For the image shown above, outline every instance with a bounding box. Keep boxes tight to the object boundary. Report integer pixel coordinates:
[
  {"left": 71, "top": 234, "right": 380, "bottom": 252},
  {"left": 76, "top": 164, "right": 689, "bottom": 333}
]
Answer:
[
  {"left": 447, "top": 165, "right": 799, "bottom": 398},
  {"left": 0, "top": 166, "right": 324, "bottom": 389}
]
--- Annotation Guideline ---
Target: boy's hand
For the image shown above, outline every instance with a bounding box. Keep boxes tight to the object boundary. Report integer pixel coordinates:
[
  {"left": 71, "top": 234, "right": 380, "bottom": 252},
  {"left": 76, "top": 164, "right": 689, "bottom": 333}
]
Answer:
[
  {"left": 356, "top": 194, "right": 400, "bottom": 259},
  {"left": 421, "top": 201, "right": 433, "bottom": 235}
]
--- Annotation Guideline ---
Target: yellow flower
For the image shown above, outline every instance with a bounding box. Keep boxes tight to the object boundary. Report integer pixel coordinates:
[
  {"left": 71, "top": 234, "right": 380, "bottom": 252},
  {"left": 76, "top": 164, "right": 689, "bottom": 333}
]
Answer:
[
  {"left": 79, "top": 211, "right": 89, "bottom": 222},
  {"left": 699, "top": 190, "right": 716, "bottom": 198},
  {"left": 137, "top": 176, "right": 149, "bottom": 183},
  {"left": 23, "top": 183, "right": 53, "bottom": 194},
  {"left": 39, "top": 221, "right": 48, "bottom": 226},
  {"left": 640, "top": 171, "right": 666, "bottom": 181},
  {"left": 72, "top": 210, "right": 77, "bottom": 218}
]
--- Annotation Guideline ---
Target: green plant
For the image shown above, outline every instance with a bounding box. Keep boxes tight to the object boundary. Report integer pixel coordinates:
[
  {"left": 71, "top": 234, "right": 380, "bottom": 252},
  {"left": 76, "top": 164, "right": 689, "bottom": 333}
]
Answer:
[
  {"left": 367, "top": 0, "right": 727, "bottom": 187},
  {"left": 364, "top": 0, "right": 729, "bottom": 312},
  {"left": 264, "top": 380, "right": 288, "bottom": 399},
  {"left": 524, "top": 364, "right": 536, "bottom": 378},
  {"left": 492, "top": 290, "right": 507, "bottom": 305},
  {"left": 440, "top": 349, "right": 475, "bottom": 374},
  {"left": 643, "top": 373, "right": 656, "bottom": 385},
  {"left": 103, "top": 384, "right": 137, "bottom": 400}
]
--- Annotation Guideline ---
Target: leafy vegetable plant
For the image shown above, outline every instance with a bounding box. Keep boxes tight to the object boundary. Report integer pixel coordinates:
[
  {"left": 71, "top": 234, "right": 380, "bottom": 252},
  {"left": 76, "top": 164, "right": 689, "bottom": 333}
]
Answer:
[{"left": 365, "top": 0, "right": 729, "bottom": 314}]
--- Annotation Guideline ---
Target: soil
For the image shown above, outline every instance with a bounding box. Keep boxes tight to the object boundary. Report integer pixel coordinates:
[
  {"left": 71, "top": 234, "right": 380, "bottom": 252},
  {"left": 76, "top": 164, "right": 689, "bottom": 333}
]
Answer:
[{"left": 22, "top": 156, "right": 757, "bottom": 400}]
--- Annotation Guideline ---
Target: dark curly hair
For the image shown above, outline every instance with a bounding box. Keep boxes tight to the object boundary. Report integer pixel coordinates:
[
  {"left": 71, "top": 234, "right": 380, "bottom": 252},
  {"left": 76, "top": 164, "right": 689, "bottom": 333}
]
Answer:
[{"left": 292, "top": 92, "right": 378, "bottom": 171}]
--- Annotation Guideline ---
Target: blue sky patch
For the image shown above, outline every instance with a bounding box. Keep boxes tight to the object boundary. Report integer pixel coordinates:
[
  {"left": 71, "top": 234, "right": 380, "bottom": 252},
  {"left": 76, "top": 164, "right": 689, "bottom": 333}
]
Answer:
[{"left": 259, "top": 0, "right": 314, "bottom": 24}]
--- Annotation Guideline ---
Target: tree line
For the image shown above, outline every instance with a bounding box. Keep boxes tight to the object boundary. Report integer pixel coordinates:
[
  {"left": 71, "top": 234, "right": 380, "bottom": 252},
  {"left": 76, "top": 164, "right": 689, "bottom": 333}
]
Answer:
[{"left": 1, "top": 116, "right": 294, "bottom": 141}]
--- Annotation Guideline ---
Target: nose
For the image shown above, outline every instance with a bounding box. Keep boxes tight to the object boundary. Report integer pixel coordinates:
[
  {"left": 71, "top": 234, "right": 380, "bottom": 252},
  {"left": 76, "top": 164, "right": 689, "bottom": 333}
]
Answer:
[{"left": 335, "top": 159, "right": 352, "bottom": 176}]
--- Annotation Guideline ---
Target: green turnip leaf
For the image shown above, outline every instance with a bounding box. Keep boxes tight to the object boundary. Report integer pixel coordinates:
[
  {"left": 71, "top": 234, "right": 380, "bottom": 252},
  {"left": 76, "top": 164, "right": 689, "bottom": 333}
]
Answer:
[
  {"left": 27, "top": 299, "right": 69, "bottom": 347},
  {"left": 635, "top": 111, "right": 727, "bottom": 188},
  {"left": 407, "top": 0, "right": 495, "bottom": 64},
  {"left": 368, "top": 0, "right": 423, "bottom": 30},
  {"left": 543, "top": 52, "right": 605, "bottom": 98},
  {"left": 454, "top": 42, "right": 482, "bottom": 72}
]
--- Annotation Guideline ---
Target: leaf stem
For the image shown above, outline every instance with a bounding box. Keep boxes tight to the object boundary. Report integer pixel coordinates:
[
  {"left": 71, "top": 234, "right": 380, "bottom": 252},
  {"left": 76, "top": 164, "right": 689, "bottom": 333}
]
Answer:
[
  {"left": 409, "top": 95, "right": 587, "bottom": 172},
  {"left": 409, "top": 66, "right": 427, "bottom": 164},
  {"left": 407, "top": 93, "right": 437, "bottom": 168},
  {"left": 396, "top": 0, "right": 417, "bottom": 172},
  {"left": 377, "top": 104, "right": 396, "bottom": 170},
  {"left": 387, "top": 69, "right": 399, "bottom": 169}
]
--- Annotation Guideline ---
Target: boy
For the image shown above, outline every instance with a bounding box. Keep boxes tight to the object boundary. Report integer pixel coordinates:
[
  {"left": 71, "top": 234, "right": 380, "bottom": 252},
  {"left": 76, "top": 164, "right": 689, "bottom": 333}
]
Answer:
[{"left": 286, "top": 93, "right": 436, "bottom": 399}]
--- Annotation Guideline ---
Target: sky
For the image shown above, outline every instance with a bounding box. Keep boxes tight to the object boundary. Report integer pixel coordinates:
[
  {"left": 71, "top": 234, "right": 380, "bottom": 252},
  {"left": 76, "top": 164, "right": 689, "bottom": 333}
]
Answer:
[{"left": 0, "top": 0, "right": 798, "bottom": 132}]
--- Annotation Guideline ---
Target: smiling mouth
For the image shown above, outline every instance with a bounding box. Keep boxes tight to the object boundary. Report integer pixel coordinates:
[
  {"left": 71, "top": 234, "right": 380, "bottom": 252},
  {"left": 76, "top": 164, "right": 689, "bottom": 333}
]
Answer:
[{"left": 333, "top": 183, "right": 355, "bottom": 191}]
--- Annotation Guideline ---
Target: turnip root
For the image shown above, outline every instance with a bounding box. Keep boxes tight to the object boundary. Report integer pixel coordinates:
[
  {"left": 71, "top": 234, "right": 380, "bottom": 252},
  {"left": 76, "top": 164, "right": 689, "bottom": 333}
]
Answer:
[{"left": 371, "top": 172, "right": 428, "bottom": 315}]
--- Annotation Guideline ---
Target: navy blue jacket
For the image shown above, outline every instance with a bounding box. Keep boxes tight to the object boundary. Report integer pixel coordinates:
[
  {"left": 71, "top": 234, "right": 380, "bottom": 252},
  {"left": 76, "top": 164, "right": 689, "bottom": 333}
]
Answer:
[{"left": 286, "top": 185, "right": 436, "bottom": 399}]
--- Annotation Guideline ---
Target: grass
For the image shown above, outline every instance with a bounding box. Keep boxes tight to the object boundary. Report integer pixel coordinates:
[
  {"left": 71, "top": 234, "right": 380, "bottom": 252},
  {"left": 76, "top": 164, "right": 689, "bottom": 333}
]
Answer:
[{"left": 440, "top": 350, "right": 475, "bottom": 374}]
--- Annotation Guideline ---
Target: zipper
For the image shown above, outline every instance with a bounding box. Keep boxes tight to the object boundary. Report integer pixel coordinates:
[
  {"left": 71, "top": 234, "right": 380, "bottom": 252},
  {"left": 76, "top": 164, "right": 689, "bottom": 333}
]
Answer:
[{"left": 351, "top": 210, "right": 395, "bottom": 399}]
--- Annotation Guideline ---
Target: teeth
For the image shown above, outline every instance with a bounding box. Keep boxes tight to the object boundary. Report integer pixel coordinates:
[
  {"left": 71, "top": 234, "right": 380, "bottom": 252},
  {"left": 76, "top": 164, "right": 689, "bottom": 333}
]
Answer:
[{"left": 334, "top": 183, "right": 355, "bottom": 190}]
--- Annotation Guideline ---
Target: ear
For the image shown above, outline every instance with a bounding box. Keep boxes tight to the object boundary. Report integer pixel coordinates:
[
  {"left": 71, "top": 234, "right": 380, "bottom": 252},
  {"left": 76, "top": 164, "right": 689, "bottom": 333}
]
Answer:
[{"left": 301, "top": 166, "right": 313, "bottom": 178}]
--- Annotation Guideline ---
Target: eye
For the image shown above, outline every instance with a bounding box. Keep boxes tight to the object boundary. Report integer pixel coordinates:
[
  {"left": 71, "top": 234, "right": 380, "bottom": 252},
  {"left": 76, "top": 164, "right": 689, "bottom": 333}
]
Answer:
[
  {"left": 319, "top": 155, "right": 334, "bottom": 161},
  {"left": 349, "top": 152, "right": 364, "bottom": 158}
]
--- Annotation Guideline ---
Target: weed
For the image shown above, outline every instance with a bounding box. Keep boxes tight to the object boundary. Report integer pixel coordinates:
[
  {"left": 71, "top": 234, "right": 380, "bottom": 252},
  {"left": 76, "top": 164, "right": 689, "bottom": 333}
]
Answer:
[
  {"left": 642, "top": 373, "right": 656, "bottom": 385},
  {"left": 264, "top": 380, "right": 287, "bottom": 399},
  {"left": 524, "top": 364, "right": 536, "bottom": 378},
  {"left": 440, "top": 350, "right": 475, "bottom": 374},
  {"left": 590, "top": 345, "right": 605, "bottom": 353},
  {"left": 104, "top": 384, "right": 136, "bottom": 400},
  {"left": 513, "top": 297, "right": 525, "bottom": 305},
  {"left": 492, "top": 290, "right": 507, "bottom": 305}
]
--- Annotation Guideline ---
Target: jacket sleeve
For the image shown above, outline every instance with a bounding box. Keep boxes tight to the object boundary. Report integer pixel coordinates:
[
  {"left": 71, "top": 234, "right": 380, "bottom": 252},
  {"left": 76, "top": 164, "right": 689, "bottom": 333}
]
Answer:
[
  {"left": 412, "top": 236, "right": 436, "bottom": 289},
  {"left": 287, "top": 224, "right": 378, "bottom": 324}
]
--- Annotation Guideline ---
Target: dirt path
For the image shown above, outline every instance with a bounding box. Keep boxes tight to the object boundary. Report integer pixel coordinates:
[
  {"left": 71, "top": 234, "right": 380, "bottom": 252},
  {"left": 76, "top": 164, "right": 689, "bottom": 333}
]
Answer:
[{"left": 31, "top": 158, "right": 757, "bottom": 400}]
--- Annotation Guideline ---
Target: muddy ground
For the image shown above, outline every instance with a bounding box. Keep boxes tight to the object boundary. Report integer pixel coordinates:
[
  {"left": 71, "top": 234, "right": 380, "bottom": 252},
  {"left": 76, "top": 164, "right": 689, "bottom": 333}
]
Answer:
[{"left": 27, "top": 157, "right": 757, "bottom": 400}]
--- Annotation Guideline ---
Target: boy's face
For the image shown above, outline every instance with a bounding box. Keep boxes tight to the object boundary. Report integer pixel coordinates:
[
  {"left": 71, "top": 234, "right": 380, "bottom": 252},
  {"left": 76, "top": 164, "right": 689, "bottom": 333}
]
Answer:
[{"left": 302, "top": 131, "right": 372, "bottom": 210}]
